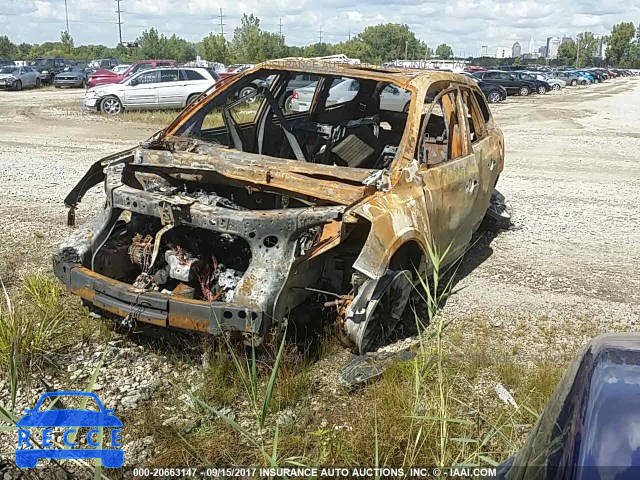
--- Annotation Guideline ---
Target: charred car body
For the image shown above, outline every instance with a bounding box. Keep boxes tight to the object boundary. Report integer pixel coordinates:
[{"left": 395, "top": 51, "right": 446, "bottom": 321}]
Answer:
[{"left": 54, "top": 59, "right": 505, "bottom": 353}]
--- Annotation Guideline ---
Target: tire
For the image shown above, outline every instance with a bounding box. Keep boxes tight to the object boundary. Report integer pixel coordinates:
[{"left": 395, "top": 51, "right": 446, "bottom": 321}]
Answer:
[
  {"left": 14, "top": 80, "right": 22, "bottom": 91},
  {"left": 403, "top": 102, "right": 410, "bottom": 113},
  {"left": 571, "top": 79, "right": 578, "bottom": 86},
  {"left": 100, "top": 95, "right": 123, "bottom": 115},
  {"left": 537, "top": 85, "right": 546, "bottom": 95},
  {"left": 186, "top": 93, "right": 201, "bottom": 106},
  {"left": 552, "top": 84, "right": 561, "bottom": 91},
  {"left": 344, "top": 270, "right": 413, "bottom": 354},
  {"left": 519, "top": 86, "right": 530, "bottom": 96},
  {"left": 283, "top": 94, "right": 294, "bottom": 114},
  {"left": 487, "top": 91, "right": 502, "bottom": 103},
  {"left": 239, "top": 86, "right": 257, "bottom": 102},
  {"left": 35, "top": 78, "right": 41, "bottom": 88}
]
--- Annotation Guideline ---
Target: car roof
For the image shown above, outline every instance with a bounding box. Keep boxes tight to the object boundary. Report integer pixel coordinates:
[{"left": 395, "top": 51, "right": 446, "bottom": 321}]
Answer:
[{"left": 255, "top": 57, "right": 479, "bottom": 92}]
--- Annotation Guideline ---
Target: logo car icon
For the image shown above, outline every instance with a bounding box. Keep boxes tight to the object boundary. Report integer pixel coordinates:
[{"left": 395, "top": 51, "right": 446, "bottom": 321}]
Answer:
[{"left": 16, "top": 391, "right": 123, "bottom": 468}]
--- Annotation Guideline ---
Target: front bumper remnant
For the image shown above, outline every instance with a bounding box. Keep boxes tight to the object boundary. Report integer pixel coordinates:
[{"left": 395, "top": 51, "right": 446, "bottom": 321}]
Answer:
[{"left": 53, "top": 259, "right": 263, "bottom": 335}]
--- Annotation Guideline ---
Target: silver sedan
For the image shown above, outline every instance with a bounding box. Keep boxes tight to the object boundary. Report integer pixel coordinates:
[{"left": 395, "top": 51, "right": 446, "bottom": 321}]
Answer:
[{"left": 0, "top": 66, "right": 41, "bottom": 90}]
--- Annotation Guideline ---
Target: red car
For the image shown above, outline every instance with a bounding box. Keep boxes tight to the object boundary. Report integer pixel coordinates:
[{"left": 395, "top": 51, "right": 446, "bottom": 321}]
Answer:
[{"left": 87, "top": 59, "right": 176, "bottom": 88}]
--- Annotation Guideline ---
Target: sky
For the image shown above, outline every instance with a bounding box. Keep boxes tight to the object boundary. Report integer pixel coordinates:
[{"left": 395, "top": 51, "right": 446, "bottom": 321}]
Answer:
[{"left": 1, "top": 0, "right": 638, "bottom": 56}]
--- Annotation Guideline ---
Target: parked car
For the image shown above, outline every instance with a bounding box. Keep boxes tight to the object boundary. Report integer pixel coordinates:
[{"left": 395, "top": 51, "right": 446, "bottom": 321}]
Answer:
[
  {"left": 88, "top": 58, "right": 120, "bottom": 70},
  {"left": 290, "top": 78, "right": 361, "bottom": 112},
  {"left": 572, "top": 70, "right": 596, "bottom": 84},
  {"left": 510, "top": 71, "right": 552, "bottom": 94},
  {"left": 282, "top": 73, "right": 320, "bottom": 112},
  {"left": 219, "top": 64, "right": 255, "bottom": 79},
  {"left": 87, "top": 59, "right": 177, "bottom": 88},
  {"left": 497, "top": 333, "right": 640, "bottom": 480},
  {"left": 27, "top": 57, "right": 68, "bottom": 85},
  {"left": 84, "top": 67, "right": 218, "bottom": 115},
  {"left": 56, "top": 61, "right": 505, "bottom": 354},
  {"left": 526, "top": 72, "right": 566, "bottom": 90},
  {"left": 53, "top": 66, "right": 93, "bottom": 88},
  {"left": 0, "top": 65, "right": 41, "bottom": 90},
  {"left": 552, "top": 71, "right": 582, "bottom": 86},
  {"left": 463, "top": 73, "right": 507, "bottom": 103},
  {"left": 0, "top": 59, "right": 14, "bottom": 67},
  {"left": 472, "top": 70, "right": 538, "bottom": 96}
]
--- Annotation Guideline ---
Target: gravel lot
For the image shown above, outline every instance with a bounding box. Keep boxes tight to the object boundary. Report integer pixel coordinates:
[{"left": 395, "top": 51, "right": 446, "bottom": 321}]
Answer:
[{"left": 0, "top": 78, "right": 639, "bottom": 474}]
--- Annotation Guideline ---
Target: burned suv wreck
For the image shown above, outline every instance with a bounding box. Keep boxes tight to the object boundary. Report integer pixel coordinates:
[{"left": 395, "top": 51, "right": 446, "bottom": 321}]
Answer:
[{"left": 54, "top": 59, "right": 504, "bottom": 353}]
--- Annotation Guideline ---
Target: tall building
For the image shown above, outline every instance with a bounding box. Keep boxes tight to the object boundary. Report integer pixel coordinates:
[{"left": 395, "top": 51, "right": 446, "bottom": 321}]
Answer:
[
  {"left": 529, "top": 37, "right": 535, "bottom": 55},
  {"left": 548, "top": 37, "right": 561, "bottom": 59},
  {"left": 481, "top": 45, "right": 489, "bottom": 57},
  {"left": 538, "top": 45, "right": 548, "bottom": 58},
  {"left": 595, "top": 35, "right": 605, "bottom": 58},
  {"left": 512, "top": 41, "right": 521, "bottom": 58},
  {"left": 561, "top": 36, "right": 572, "bottom": 45},
  {"left": 495, "top": 47, "right": 510, "bottom": 58}
]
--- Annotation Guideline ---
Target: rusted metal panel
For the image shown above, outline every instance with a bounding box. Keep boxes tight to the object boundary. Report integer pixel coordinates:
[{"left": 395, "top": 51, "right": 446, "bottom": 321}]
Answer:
[{"left": 138, "top": 149, "right": 374, "bottom": 205}]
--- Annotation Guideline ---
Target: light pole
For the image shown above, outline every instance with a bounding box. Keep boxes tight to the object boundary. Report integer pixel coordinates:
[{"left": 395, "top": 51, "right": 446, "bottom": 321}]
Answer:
[{"left": 64, "top": 0, "right": 69, "bottom": 33}]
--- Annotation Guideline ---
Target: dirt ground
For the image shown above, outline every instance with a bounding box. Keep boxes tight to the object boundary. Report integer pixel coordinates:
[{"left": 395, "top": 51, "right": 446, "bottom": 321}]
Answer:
[{"left": 0, "top": 79, "right": 639, "bottom": 471}]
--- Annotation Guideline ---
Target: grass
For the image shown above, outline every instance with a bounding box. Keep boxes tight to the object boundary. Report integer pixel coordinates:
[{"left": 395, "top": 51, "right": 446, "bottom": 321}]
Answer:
[
  {"left": 101, "top": 100, "right": 260, "bottom": 127},
  {"left": 0, "top": 252, "right": 572, "bottom": 472},
  {"left": 0, "top": 274, "right": 108, "bottom": 375},
  {"left": 138, "top": 243, "right": 568, "bottom": 470}
]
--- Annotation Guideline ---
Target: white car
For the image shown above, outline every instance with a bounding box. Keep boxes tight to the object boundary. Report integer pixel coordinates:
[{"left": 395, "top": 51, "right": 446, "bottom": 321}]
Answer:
[
  {"left": 527, "top": 72, "right": 566, "bottom": 91},
  {"left": 290, "top": 79, "right": 411, "bottom": 113},
  {"left": 83, "top": 67, "right": 218, "bottom": 115},
  {"left": 0, "top": 65, "right": 41, "bottom": 90}
]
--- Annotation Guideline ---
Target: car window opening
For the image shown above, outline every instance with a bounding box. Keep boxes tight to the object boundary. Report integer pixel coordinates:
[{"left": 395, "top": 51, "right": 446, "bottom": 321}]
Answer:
[{"left": 173, "top": 69, "right": 413, "bottom": 170}]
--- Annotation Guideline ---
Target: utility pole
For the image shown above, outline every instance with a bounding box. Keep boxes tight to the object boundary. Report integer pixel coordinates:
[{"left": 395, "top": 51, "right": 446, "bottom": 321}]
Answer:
[
  {"left": 64, "top": 0, "right": 69, "bottom": 33},
  {"left": 576, "top": 37, "right": 580, "bottom": 68},
  {"left": 218, "top": 8, "right": 225, "bottom": 37},
  {"left": 404, "top": 40, "right": 408, "bottom": 60},
  {"left": 318, "top": 26, "right": 323, "bottom": 45},
  {"left": 279, "top": 17, "right": 283, "bottom": 45},
  {"left": 218, "top": 8, "right": 225, "bottom": 60},
  {"left": 348, "top": 30, "right": 351, "bottom": 41},
  {"left": 115, "top": 0, "right": 123, "bottom": 45}
]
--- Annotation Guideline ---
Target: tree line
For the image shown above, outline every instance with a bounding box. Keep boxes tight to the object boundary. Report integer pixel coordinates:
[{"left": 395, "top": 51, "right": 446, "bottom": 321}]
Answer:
[
  {"left": 0, "top": 14, "right": 451, "bottom": 65},
  {"left": 0, "top": 14, "right": 638, "bottom": 68}
]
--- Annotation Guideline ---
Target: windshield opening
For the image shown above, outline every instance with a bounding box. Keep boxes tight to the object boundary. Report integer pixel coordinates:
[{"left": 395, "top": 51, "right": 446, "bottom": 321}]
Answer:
[
  {"left": 171, "top": 68, "right": 412, "bottom": 171},
  {"left": 0, "top": 67, "right": 18, "bottom": 74}
]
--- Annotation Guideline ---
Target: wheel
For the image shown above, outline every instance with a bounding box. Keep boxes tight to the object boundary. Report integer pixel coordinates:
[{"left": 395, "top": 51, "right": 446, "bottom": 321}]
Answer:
[
  {"left": 552, "top": 83, "right": 561, "bottom": 90},
  {"left": 344, "top": 270, "right": 413, "bottom": 354},
  {"left": 519, "top": 86, "right": 530, "bottom": 96},
  {"left": 186, "top": 93, "right": 201, "bottom": 106},
  {"left": 487, "top": 90, "right": 502, "bottom": 103},
  {"left": 571, "top": 79, "right": 578, "bottom": 86},
  {"left": 283, "top": 94, "right": 294, "bottom": 114},
  {"left": 35, "top": 78, "right": 41, "bottom": 88},
  {"left": 537, "top": 85, "right": 546, "bottom": 94},
  {"left": 14, "top": 80, "right": 22, "bottom": 91},
  {"left": 100, "top": 95, "right": 123, "bottom": 115},
  {"left": 484, "top": 188, "right": 512, "bottom": 230},
  {"left": 239, "top": 86, "right": 257, "bottom": 102},
  {"left": 403, "top": 102, "right": 410, "bottom": 113}
]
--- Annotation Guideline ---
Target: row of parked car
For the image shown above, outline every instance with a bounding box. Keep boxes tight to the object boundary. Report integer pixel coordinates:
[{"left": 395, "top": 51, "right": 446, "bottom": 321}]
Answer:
[
  {"left": 0, "top": 57, "right": 126, "bottom": 90},
  {"left": 461, "top": 66, "right": 638, "bottom": 103}
]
